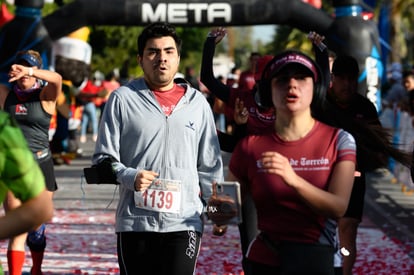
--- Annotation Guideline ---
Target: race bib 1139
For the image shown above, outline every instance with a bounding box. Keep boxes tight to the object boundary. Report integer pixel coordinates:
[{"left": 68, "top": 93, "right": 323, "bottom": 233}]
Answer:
[{"left": 134, "top": 178, "right": 181, "bottom": 214}]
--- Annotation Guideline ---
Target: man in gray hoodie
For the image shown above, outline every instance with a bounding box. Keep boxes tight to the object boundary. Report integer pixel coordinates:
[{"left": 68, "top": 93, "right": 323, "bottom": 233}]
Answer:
[{"left": 92, "top": 22, "right": 223, "bottom": 275}]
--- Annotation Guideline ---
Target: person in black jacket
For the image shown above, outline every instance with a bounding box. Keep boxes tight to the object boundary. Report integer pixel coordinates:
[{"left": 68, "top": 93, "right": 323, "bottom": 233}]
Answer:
[
  {"left": 200, "top": 27, "right": 275, "bottom": 152},
  {"left": 200, "top": 27, "right": 275, "bottom": 274},
  {"left": 311, "top": 32, "right": 412, "bottom": 274}
]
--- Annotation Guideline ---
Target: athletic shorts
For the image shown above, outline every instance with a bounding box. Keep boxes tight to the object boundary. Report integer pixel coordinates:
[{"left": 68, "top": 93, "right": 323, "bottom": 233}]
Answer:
[
  {"left": 343, "top": 174, "right": 366, "bottom": 220},
  {"left": 117, "top": 231, "right": 201, "bottom": 275},
  {"left": 37, "top": 151, "right": 58, "bottom": 192}
]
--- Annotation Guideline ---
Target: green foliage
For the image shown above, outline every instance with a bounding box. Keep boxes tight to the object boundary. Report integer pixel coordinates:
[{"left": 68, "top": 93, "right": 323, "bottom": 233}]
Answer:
[
  {"left": 234, "top": 27, "right": 254, "bottom": 69},
  {"left": 42, "top": 2, "right": 59, "bottom": 16},
  {"left": 175, "top": 27, "right": 210, "bottom": 74},
  {"left": 87, "top": 26, "right": 210, "bottom": 77},
  {"left": 270, "top": 26, "right": 313, "bottom": 56},
  {"left": 89, "top": 26, "right": 144, "bottom": 77},
  {"left": 176, "top": 27, "right": 209, "bottom": 59}
]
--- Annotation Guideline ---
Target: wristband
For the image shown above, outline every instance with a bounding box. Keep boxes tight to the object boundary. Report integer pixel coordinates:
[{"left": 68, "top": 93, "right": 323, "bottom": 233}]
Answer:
[{"left": 28, "top": 67, "right": 34, "bottom": 76}]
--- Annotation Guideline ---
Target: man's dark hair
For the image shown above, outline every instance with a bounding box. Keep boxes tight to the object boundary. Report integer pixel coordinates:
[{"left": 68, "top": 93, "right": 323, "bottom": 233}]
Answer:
[
  {"left": 403, "top": 69, "right": 414, "bottom": 79},
  {"left": 137, "top": 22, "right": 182, "bottom": 56},
  {"left": 332, "top": 55, "right": 359, "bottom": 77}
]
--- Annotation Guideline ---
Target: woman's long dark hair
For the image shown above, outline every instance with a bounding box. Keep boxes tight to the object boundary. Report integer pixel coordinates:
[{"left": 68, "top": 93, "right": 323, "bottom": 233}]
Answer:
[
  {"left": 322, "top": 103, "right": 412, "bottom": 171},
  {"left": 311, "top": 48, "right": 412, "bottom": 171}
]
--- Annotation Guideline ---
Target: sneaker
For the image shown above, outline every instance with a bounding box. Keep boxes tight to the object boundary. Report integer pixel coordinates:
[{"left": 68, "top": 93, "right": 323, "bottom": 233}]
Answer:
[
  {"left": 92, "top": 135, "right": 98, "bottom": 142},
  {"left": 80, "top": 136, "right": 87, "bottom": 143}
]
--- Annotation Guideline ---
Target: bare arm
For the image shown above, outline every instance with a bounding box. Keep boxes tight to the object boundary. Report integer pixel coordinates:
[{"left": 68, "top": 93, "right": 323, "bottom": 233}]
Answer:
[
  {"left": 8, "top": 64, "right": 62, "bottom": 114},
  {"left": 260, "top": 151, "right": 355, "bottom": 218},
  {"left": 0, "top": 112, "right": 54, "bottom": 240},
  {"left": 0, "top": 84, "right": 9, "bottom": 110},
  {"left": 0, "top": 189, "right": 53, "bottom": 240}
]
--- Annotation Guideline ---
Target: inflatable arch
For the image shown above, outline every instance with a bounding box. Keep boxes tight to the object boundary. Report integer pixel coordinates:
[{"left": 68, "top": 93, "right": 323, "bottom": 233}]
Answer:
[{"left": 0, "top": 0, "right": 382, "bottom": 110}]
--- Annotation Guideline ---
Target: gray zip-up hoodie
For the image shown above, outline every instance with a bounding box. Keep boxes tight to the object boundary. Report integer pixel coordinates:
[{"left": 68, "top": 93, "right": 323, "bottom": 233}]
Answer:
[{"left": 93, "top": 78, "right": 223, "bottom": 234}]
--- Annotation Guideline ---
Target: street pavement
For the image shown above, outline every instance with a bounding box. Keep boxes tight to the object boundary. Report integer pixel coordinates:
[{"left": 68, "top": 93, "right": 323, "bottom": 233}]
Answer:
[{"left": 1, "top": 134, "right": 414, "bottom": 274}]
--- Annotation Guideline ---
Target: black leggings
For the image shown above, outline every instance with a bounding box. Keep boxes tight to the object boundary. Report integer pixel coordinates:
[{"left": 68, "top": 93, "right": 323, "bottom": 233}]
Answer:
[{"left": 117, "top": 231, "right": 201, "bottom": 275}]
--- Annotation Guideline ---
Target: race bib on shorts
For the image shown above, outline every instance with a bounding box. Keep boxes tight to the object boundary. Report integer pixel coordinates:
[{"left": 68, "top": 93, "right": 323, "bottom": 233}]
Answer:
[{"left": 134, "top": 178, "right": 182, "bottom": 214}]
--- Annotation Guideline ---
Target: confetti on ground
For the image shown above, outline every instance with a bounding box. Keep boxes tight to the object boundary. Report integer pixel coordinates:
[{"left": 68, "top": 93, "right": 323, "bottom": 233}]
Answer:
[{"left": 0, "top": 209, "right": 413, "bottom": 274}]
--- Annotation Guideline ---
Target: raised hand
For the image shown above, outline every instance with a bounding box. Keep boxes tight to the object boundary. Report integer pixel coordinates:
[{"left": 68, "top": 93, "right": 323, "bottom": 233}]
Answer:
[{"left": 207, "top": 27, "right": 227, "bottom": 45}]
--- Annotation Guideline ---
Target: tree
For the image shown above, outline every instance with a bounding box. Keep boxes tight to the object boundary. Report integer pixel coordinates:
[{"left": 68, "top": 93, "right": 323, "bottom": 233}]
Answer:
[
  {"left": 227, "top": 26, "right": 254, "bottom": 69},
  {"left": 387, "top": 0, "right": 414, "bottom": 65},
  {"left": 89, "top": 26, "right": 143, "bottom": 77},
  {"left": 269, "top": 25, "right": 314, "bottom": 58},
  {"left": 175, "top": 27, "right": 209, "bottom": 74},
  {"left": 268, "top": 1, "right": 334, "bottom": 57}
]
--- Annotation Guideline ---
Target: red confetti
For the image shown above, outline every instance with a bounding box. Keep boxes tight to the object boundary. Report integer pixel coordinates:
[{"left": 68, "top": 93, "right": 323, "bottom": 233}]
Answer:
[{"left": 0, "top": 210, "right": 412, "bottom": 274}]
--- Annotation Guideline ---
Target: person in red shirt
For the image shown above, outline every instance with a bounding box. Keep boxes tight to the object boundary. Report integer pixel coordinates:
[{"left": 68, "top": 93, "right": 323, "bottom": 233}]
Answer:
[
  {"left": 77, "top": 76, "right": 106, "bottom": 143},
  {"left": 238, "top": 52, "right": 261, "bottom": 91},
  {"left": 100, "top": 70, "right": 120, "bottom": 115},
  {"left": 227, "top": 50, "right": 357, "bottom": 274}
]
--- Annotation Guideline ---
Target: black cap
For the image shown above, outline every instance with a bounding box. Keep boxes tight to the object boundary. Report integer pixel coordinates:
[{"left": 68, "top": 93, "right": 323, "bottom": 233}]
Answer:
[{"left": 332, "top": 55, "right": 359, "bottom": 77}]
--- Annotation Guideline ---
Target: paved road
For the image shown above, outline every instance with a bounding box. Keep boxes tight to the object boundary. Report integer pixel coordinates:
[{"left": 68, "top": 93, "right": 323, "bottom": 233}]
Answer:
[
  {"left": 1, "top": 135, "right": 414, "bottom": 274},
  {"left": 52, "top": 139, "right": 118, "bottom": 211},
  {"left": 364, "top": 170, "right": 414, "bottom": 259}
]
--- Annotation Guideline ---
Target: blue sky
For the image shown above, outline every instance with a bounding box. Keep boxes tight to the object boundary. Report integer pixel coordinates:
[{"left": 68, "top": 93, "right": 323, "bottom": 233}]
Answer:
[{"left": 252, "top": 25, "right": 276, "bottom": 43}]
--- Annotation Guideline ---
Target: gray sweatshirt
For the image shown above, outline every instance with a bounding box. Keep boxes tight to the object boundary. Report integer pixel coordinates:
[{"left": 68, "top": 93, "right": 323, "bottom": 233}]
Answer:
[{"left": 93, "top": 78, "right": 223, "bottom": 234}]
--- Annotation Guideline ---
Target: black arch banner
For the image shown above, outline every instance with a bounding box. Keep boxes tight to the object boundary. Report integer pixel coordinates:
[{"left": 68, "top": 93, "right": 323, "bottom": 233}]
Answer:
[
  {"left": 43, "top": 0, "right": 333, "bottom": 40},
  {"left": 0, "top": 0, "right": 383, "bottom": 109}
]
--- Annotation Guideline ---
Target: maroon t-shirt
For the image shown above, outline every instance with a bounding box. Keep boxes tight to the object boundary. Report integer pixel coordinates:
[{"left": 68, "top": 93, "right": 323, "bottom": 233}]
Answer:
[
  {"left": 229, "top": 121, "right": 356, "bottom": 266},
  {"left": 226, "top": 88, "right": 275, "bottom": 135}
]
